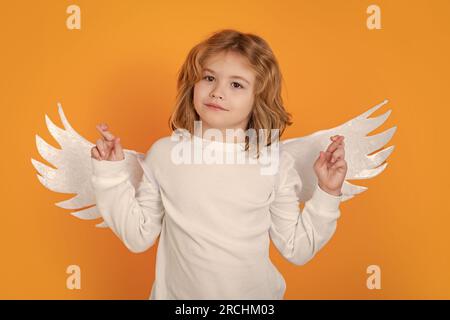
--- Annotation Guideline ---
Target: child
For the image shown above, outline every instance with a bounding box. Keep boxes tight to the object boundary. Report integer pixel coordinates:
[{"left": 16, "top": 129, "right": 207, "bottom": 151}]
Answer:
[{"left": 90, "top": 29, "right": 347, "bottom": 300}]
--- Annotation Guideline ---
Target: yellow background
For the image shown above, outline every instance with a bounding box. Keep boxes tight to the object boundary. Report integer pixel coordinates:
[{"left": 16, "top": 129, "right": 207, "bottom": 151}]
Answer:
[{"left": 1, "top": 0, "right": 449, "bottom": 299}]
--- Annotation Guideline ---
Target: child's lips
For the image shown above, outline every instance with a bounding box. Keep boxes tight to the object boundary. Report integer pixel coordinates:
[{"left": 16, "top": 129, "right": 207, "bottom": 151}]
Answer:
[{"left": 204, "top": 103, "right": 229, "bottom": 111}]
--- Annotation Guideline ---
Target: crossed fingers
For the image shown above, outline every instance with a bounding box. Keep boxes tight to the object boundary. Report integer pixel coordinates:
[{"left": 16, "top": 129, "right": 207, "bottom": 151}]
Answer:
[{"left": 326, "top": 135, "right": 345, "bottom": 164}]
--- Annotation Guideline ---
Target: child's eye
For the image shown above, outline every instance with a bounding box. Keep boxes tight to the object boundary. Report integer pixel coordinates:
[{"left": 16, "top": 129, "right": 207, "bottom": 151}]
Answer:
[
  {"left": 203, "top": 75, "right": 244, "bottom": 89},
  {"left": 231, "top": 82, "right": 244, "bottom": 89}
]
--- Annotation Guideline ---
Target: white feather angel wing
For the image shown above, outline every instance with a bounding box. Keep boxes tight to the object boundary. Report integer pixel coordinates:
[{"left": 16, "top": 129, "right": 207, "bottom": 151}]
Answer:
[
  {"left": 31, "top": 102, "right": 150, "bottom": 228},
  {"left": 282, "top": 99, "right": 397, "bottom": 203}
]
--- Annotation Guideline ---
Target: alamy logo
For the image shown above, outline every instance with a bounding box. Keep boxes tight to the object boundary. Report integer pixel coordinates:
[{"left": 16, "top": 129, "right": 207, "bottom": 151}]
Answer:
[
  {"left": 169, "top": 121, "right": 281, "bottom": 176},
  {"left": 66, "top": 5, "right": 81, "bottom": 30},
  {"left": 66, "top": 265, "right": 81, "bottom": 290},
  {"left": 366, "top": 265, "right": 382, "bottom": 290},
  {"left": 366, "top": 4, "right": 382, "bottom": 30}
]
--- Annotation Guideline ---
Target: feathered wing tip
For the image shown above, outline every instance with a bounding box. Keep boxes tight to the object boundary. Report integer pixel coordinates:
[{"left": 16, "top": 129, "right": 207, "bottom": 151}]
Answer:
[
  {"left": 95, "top": 221, "right": 109, "bottom": 228},
  {"left": 31, "top": 102, "right": 145, "bottom": 229},
  {"left": 281, "top": 99, "right": 397, "bottom": 203}
]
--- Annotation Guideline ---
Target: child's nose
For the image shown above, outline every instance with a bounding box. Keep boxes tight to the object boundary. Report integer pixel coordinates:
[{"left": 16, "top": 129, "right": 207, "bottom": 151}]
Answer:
[{"left": 211, "top": 92, "right": 224, "bottom": 99}]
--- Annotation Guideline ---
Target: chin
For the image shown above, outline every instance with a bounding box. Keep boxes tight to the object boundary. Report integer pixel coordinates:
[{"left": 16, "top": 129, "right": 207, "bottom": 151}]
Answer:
[{"left": 203, "top": 119, "right": 228, "bottom": 129}]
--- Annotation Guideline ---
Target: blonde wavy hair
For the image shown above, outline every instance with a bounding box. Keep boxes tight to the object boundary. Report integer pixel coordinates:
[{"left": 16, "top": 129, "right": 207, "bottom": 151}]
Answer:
[{"left": 168, "top": 29, "right": 293, "bottom": 157}]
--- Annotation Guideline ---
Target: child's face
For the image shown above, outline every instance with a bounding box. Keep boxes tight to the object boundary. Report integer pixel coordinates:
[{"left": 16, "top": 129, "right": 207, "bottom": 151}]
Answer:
[{"left": 193, "top": 51, "right": 256, "bottom": 135}]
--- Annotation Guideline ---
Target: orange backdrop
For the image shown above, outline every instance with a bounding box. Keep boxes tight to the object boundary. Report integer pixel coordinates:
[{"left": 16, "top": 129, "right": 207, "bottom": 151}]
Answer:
[{"left": 1, "top": 0, "right": 449, "bottom": 299}]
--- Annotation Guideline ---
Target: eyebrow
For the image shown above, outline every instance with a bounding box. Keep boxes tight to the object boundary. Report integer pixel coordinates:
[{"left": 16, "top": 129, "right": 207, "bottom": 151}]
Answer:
[{"left": 203, "top": 68, "right": 251, "bottom": 85}]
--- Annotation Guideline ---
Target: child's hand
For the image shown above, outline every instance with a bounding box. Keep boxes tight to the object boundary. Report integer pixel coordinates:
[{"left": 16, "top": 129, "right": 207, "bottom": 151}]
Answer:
[
  {"left": 91, "top": 123, "right": 125, "bottom": 161},
  {"left": 313, "top": 135, "right": 348, "bottom": 196}
]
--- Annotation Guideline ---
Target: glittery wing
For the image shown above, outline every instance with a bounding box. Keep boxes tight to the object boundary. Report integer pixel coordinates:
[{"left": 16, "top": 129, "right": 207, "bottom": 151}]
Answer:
[
  {"left": 281, "top": 99, "right": 397, "bottom": 203},
  {"left": 31, "top": 102, "right": 150, "bottom": 228}
]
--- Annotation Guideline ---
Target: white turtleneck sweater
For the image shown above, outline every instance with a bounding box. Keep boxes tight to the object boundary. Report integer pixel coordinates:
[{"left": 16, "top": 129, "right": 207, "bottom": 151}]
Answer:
[{"left": 90, "top": 134, "right": 343, "bottom": 299}]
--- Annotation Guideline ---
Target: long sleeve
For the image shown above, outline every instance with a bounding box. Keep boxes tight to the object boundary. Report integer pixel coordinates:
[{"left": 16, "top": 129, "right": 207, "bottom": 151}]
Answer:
[
  {"left": 90, "top": 151, "right": 165, "bottom": 254},
  {"left": 269, "top": 150, "right": 343, "bottom": 266}
]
